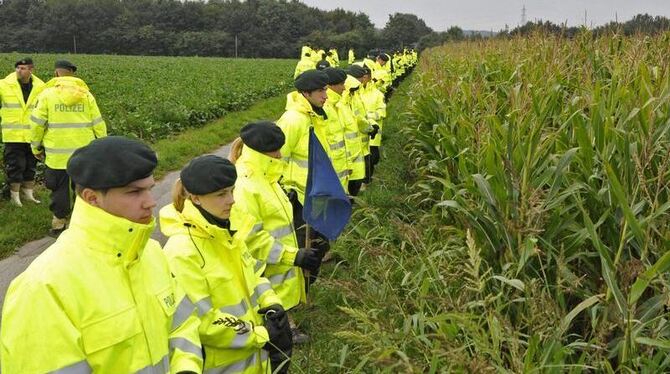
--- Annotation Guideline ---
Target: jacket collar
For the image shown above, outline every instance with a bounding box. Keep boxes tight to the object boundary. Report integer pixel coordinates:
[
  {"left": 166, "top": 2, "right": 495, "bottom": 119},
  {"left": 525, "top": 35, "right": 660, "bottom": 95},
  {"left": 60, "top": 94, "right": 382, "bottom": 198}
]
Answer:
[{"left": 67, "top": 198, "right": 155, "bottom": 267}]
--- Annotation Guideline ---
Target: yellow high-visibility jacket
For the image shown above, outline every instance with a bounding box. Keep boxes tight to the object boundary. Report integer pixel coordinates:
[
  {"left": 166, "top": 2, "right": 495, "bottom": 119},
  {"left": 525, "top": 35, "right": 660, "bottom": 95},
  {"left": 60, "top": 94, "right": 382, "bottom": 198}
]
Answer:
[
  {"left": 231, "top": 146, "right": 306, "bottom": 310},
  {"left": 326, "top": 87, "right": 361, "bottom": 186},
  {"left": 293, "top": 57, "right": 316, "bottom": 79},
  {"left": 30, "top": 76, "right": 106, "bottom": 169},
  {"left": 1, "top": 198, "right": 203, "bottom": 374},
  {"left": 300, "top": 45, "right": 312, "bottom": 59},
  {"left": 329, "top": 49, "right": 340, "bottom": 66},
  {"left": 361, "top": 83, "right": 387, "bottom": 148},
  {"left": 0, "top": 72, "right": 46, "bottom": 143},
  {"left": 348, "top": 49, "right": 355, "bottom": 64},
  {"left": 276, "top": 91, "right": 342, "bottom": 204},
  {"left": 348, "top": 81, "right": 374, "bottom": 157},
  {"left": 340, "top": 76, "right": 367, "bottom": 180},
  {"left": 161, "top": 200, "right": 282, "bottom": 373}
]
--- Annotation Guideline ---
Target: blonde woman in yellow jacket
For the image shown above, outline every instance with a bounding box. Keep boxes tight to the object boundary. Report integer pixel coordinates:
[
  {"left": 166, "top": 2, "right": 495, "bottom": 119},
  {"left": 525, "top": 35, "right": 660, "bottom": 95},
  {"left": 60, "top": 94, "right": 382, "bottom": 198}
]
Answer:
[
  {"left": 229, "top": 121, "right": 322, "bottom": 344},
  {"left": 160, "top": 155, "right": 293, "bottom": 374}
]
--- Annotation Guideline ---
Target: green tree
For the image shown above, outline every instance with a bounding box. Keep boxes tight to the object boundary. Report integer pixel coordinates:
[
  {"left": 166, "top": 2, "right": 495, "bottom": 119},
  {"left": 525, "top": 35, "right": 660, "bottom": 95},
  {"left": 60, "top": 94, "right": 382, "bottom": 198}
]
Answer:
[{"left": 382, "top": 13, "right": 433, "bottom": 49}]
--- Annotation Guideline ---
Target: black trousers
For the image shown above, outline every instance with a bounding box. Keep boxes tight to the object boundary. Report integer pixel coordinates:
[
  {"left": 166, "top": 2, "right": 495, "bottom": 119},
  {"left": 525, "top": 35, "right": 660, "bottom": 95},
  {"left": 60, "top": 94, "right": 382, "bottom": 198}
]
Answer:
[
  {"left": 3, "top": 143, "right": 37, "bottom": 184},
  {"left": 370, "top": 146, "right": 380, "bottom": 167},
  {"left": 44, "top": 167, "right": 74, "bottom": 219},
  {"left": 348, "top": 179, "right": 363, "bottom": 196},
  {"left": 363, "top": 154, "right": 373, "bottom": 184},
  {"left": 287, "top": 189, "right": 330, "bottom": 286}
]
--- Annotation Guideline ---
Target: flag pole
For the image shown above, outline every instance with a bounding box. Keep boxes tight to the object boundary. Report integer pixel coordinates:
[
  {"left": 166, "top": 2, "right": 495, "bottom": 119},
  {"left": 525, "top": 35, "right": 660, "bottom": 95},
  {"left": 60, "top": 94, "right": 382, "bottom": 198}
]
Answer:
[{"left": 304, "top": 223, "right": 312, "bottom": 306}]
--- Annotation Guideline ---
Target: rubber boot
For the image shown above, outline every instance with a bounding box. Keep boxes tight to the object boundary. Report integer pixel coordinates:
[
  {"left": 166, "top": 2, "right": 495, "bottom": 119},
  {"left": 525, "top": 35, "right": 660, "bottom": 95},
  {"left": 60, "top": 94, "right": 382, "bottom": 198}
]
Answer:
[
  {"left": 21, "top": 181, "right": 41, "bottom": 204},
  {"left": 9, "top": 183, "right": 22, "bottom": 207}
]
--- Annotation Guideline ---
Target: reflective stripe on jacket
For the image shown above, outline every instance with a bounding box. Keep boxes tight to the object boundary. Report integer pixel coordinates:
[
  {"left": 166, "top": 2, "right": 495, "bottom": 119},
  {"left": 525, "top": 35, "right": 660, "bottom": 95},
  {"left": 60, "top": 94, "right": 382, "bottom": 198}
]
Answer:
[
  {"left": 232, "top": 146, "right": 306, "bottom": 310},
  {"left": 160, "top": 200, "right": 281, "bottom": 373},
  {"left": 30, "top": 76, "right": 106, "bottom": 169},
  {"left": 0, "top": 198, "right": 203, "bottom": 374},
  {"left": 362, "top": 84, "right": 387, "bottom": 148},
  {"left": 0, "top": 72, "right": 45, "bottom": 143},
  {"left": 326, "top": 87, "right": 359, "bottom": 186}
]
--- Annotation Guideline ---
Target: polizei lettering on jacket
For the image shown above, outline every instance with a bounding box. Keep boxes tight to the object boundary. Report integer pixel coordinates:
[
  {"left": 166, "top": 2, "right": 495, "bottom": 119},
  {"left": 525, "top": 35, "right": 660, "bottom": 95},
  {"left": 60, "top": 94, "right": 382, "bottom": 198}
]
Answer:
[{"left": 54, "top": 103, "right": 85, "bottom": 112}]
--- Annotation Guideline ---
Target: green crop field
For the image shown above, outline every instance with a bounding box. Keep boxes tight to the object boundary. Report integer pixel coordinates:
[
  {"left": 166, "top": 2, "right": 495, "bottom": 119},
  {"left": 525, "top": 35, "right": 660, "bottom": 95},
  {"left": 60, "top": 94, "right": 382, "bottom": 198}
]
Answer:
[
  {"left": 296, "top": 33, "right": 670, "bottom": 372},
  {"left": 397, "top": 33, "right": 670, "bottom": 370},
  {"left": 0, "top": 53, "right": 294, "bottom": 141}
]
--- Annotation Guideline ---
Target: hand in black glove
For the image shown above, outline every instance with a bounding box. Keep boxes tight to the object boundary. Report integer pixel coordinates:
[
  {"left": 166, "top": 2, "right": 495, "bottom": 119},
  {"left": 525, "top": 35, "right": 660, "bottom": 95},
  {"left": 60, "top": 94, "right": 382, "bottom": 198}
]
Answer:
[
  {"left": 258, "top": 304, "right": 288, "bottom": 330},
  {"left": 369, "top": 124, "right": 380, "bottom": 139},
  {"left": 294, "top": 248, "right": 322, "bottom": 272},
  {"left": 259, "top": 304, "right": 292, "bottom": 352}
]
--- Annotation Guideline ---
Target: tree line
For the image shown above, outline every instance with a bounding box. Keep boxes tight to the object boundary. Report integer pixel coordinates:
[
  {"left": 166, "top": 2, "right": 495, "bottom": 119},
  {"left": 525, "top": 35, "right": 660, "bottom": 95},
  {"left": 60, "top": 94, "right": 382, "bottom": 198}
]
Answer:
[{"left": 0, "top": 0, "right": 442, "bottom": 58}]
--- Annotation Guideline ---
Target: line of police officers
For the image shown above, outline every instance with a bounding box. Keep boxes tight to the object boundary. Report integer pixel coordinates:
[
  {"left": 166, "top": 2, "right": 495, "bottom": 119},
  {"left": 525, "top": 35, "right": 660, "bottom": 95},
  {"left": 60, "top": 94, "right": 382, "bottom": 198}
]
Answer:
[{"left": 0, "top": 49, "right": 416, "bottom": 373}]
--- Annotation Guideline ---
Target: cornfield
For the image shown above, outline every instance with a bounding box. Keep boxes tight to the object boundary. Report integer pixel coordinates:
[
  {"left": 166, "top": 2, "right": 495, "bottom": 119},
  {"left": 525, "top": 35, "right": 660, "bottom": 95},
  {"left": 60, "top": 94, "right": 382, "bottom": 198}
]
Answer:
[{"left": 398, "top": 32, "right": 670, "bottom": 371}]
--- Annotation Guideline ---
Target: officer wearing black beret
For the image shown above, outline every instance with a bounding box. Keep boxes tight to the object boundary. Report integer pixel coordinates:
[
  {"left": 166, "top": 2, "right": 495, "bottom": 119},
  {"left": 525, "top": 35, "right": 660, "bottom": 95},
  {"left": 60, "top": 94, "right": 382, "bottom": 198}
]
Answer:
[
  {"left": 180, "top": 155, "right": 237, "bottom": 196},
  {"left": 294, "top": 69, "right": 330, "bottom": 93},
  {"left": 67, "top": 136, "right": 158, "bottom": 229},
  {"left": 2, "top": 56, "right": 45, "bottom": 207},
  {"left": 315, "top": 59, "right": 330, "bottom": 70},
  {"left": 322, "top": 67, "right": 347, "bottom": 86},
  {"left": 54, "top": 60, "right": 77, "bottom": 72},
  {"left": 68, "top": 136, "right": 157, "bottom": 191},
  {"left": 346, "top": 64, "right": 370, "bottom": 79},
  {"left": 240, "top": 121, "right": 285, "bottom": 153},
  {"left": 14, "top": 57, "right": 33, "bottom": 68}
]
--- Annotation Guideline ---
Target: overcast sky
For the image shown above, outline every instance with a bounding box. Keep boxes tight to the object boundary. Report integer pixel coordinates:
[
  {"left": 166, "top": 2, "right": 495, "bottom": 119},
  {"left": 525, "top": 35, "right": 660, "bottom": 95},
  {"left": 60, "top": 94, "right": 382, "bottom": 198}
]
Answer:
[{"left": 299, "top": 0, "right": 670, "bottom": 32}]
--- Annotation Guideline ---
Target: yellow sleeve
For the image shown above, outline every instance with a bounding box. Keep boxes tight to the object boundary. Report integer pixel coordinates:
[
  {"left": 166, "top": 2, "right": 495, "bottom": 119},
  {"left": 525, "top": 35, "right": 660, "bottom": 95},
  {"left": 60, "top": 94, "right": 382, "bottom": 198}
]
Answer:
[
  {"left": 88, "top": 94, "right": 107, "bottom": 138},
  {"left": 29, "top": 93, "right": 48, "bottom": 153},
  {"left": 168, "top": 280, "right": 204, "bottom": 373},
  {"left": 1, "top": 278, "right": 90, "bottom": 373},
  {"left": 232, "top": 192, "right": 299, "bottom": 267},
  {"left": 165, "top": 242, "right": 270, "bottom": 351}
]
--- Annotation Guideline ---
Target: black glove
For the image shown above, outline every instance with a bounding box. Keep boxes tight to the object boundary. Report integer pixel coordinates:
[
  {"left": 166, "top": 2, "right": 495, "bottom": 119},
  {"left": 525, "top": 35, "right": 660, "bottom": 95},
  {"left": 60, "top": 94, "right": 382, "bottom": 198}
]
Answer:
[
  {"left": 369, "top": 124, "right": 380, "bottom": 139},
  {"left": 294, "top": 248, "right": 322, "bottom": 272},
  {"left": 258, "top": 304, "right": 288, "bottom": 330},
  {"left": 260, "top": 304, "right": 292, "bottom": 352}
]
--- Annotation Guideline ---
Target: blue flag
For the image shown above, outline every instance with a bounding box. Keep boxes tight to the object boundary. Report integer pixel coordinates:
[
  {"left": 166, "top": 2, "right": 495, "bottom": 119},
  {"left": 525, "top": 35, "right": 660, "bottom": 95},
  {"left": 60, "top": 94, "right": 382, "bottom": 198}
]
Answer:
[{"left": 302, "top": 127, "right": 352, "bottom": 241}]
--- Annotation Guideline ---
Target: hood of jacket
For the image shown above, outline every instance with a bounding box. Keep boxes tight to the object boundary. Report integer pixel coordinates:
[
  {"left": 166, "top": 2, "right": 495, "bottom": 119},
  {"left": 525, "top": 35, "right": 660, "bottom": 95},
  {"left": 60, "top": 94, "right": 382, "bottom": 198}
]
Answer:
[{"left": 45, "top": 76, "right": 90, "bottom": 105}]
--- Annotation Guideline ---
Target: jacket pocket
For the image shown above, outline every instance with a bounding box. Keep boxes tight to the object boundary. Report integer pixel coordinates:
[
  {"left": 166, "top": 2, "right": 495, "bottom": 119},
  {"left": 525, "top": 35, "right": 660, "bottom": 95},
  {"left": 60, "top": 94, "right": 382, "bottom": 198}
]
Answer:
[
  {"left": 155, "top": 286, "right": 177, "bottom": 318},
  {"left": 81, "top": 306, "right": 143, "bottom": 354}
]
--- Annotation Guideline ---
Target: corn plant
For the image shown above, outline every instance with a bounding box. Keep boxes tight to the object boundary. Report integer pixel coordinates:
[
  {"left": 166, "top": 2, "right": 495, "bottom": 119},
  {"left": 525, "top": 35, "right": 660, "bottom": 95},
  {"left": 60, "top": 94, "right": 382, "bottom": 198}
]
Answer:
[{"left": 402, "top": 31, "right": 670, "bottom": 371}]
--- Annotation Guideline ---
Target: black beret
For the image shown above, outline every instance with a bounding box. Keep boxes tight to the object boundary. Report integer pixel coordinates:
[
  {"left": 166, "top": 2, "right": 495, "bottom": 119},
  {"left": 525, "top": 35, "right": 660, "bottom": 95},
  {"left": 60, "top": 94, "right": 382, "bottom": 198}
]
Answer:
[
  {"left": 315, "top": 60, "right": 331, "bottom": 70},
  {"left": 180, "top": 155, "right": 236, "bottom": 195},
  {"left": 377, "top": 54, "right": 390, "bottom": 62},
  {"left": 55, "top": 60, "right": 77, "bottom": 72},
  {"left": 240, "top": 121, "right": 285, "bottom": 153},
  {"left": 323, "top": 67, "right": 347, "bottom": 85},
  {"left": 67, "top": 136, "right": 157, "bottom": 189},
  {"left": 294, "top": 69, "right": 329, "bottom": 92},
  {"left": 15, "top": 57, "right": 33, "bottom": 67},
  {"left": 346, "top": 64, "right": 370, "bottom": 78}
]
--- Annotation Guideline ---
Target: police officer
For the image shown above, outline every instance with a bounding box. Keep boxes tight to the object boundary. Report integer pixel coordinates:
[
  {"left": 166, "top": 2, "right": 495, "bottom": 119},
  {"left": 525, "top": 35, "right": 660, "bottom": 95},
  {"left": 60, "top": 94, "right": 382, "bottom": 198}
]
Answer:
[
  {"left": 276, "top": 70, "right": 335, "bottom": 283},
  {"left": 229, "top": 121, "right": 321, "bottom": 344},
  {"left": 1, "top": 136, "right": 203, "bottom": 373},
  {"left": 161, "top": 155, "right": 293, "bottom": 373},
  {"left": 0, "top": 57, "right": 45, "bottom": 206},
  {"left": 30, "top": 60, "right": 107, "bottom": 235}
]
